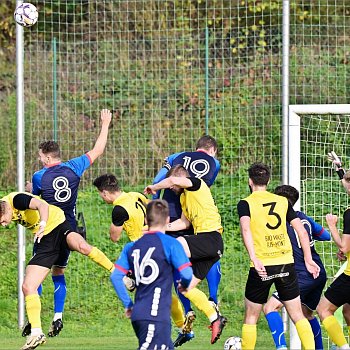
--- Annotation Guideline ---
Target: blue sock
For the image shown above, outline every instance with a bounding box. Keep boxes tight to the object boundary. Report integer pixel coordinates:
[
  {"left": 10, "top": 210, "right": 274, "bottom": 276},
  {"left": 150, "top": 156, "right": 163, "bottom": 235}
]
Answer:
[
  {"left": 52, "top": 274, "right": 67, "bottom": 313},
  {"left": 265, "top": 311, "right": 287, "bottom": 349},
  {"left": 173, "top": 270, "right": 191, "bottom": 314},
  {"left": 206, "top": 261, "right": 221, "bottom": 304},
  {"left": 309, "top": 317, "right": 323, "bottom": 350},
  {"left": 37, "top": 284, "right": 43, "bottom": 296}
]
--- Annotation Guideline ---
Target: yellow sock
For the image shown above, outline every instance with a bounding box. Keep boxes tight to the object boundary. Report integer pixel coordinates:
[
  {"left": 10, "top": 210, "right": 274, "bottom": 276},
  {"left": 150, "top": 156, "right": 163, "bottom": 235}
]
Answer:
[
  {"left": 25, "top": 294, "right": 41, "bottom": 329},
  {"left": 295, "top": 318, "right": 315, "bottom": 350},
  {"left": 242, "top": 324, "right": 257, "bottom": 350},
  {"left": 322, "top": 315, "right": 348, "bottom": 347},
  {"left": 184, "top": 288, "right": 217, "bottom": 322},
  {"left": 171, "top": 294, "right": 185, "bottom": 328},
  {"left": 88, "top": 246, "right": 114, "bottom": 272}
]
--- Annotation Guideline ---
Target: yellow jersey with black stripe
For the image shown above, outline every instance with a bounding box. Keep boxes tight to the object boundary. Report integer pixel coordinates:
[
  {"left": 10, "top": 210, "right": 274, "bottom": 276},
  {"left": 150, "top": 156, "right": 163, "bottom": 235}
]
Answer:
[
  {"left": 1, "top": 192, "right": 65, "bottom": 235},
  {"left": 112, "top": 192, "right": 149, "bottom": 241},
  {"left": 180, "top": 178, "right": 223, "bottom": 234},
  {"left": 241, "top": 191, "right": 294, "bottom": 266}
]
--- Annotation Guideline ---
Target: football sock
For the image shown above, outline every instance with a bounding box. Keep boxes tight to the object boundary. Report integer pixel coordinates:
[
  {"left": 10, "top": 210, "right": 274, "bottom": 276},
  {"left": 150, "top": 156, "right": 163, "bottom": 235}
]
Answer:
[
  {"left": 309, "top": 317, "right": 323, "bottom": 350},
  {"left": 206, "top": 260, "right": 221, "bottom": 304},
  {"left": 25, "top": 294, "right": 41, "bottom": 329},
  {"left": 183, "top": 288, "right": 217, "bottom": 322},
  {"left": 37, "top": 284, "right": 43, "bottom": 296},
  {"left": 171, "top": 294, "right": 185, "bottom": 328},
  {"left": 265, "top": 311, "right": 287, "bottom": 349},
  {"left": 295, "top": 318, "right": 315, "bottom": 349},
  {"left": 52, "top": 274, "right": 66, "bottom": 314},
  {"left": 88, "top": 246, "right": 114, "bottom": 272},
  {"left": 173, "top": 271, "right": 192, "bottom": 313},
  {"left": 322, "top": 315, "right": 348, "bottom": 347},
  {"left": 242, "top": 324, "right": 257, "bottom": 350}
]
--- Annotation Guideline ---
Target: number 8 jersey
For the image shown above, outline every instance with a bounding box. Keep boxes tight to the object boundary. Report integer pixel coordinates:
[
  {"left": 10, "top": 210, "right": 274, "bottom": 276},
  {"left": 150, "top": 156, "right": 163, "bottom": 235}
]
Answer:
[
  {"left": 237, "top": 190, "right": 297, "bottom": 266},
  {"left": 32, "top": 154, "right": 92, "bottom": 230}
]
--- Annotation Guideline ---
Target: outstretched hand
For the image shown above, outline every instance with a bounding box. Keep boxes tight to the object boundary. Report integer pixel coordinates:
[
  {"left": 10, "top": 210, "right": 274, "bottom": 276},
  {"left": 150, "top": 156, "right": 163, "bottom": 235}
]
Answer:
[
  {"left": 327, "top": 151, "right": 342, "bottom": 169},
  {"left": 144, "top": 185, "right": 157, "bottom": 195}
]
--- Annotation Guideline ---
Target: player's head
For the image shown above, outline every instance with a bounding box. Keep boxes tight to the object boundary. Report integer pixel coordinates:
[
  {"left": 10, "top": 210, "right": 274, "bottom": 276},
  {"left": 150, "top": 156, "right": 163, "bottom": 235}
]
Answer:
[
  {"left": 196, "top": 135, "right": 218, "bottom": 157},
  {"left": 248, "top": 162, "right": 270, "bottom": 187},
  {"left": 0, "top": 201, "right": 12, "bottom": 227},
  {"left": 93, "top": 174, "right": 121, "bottom": 204},
  {"left": 274, "top": 185, "right": 299, "bottom": 206},
  {"left": 38, "top": 141, "right": 61, "bottom": 165},
  {"left": 146, "top": 199, "right": 170, "bottom": 229},
  {"left": 166, "top": 165, "right": 189, "bottom": 194}
]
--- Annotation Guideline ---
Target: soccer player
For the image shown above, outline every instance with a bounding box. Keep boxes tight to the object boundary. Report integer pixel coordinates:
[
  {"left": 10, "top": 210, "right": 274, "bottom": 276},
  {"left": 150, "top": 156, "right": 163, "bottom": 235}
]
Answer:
[
  {"left": 263, "top": 185, "right": 330, "bottom": 350},
  {"left": 93, "top": 173, "right": 148, "bottom": 243},
  {"left": 110, "top": 200, "right": 193, "bottom": 350},
  {"left": 144, "top": 164, "right": 228, "bottom": 345},
  {"left": 315, "top": 151, "right": 350, "bottom": 349},
  {"left": 24, "top": 108, "right": 112, "bottom": 337},
  {"left": 237, "top": 163, "right": 320, "bottom": 350},
  {"left": 0, "top": 192, "right": 114, "bottom": 350},
  {"left": 152, "top": 135, "right": 221, "bottom": 346}
]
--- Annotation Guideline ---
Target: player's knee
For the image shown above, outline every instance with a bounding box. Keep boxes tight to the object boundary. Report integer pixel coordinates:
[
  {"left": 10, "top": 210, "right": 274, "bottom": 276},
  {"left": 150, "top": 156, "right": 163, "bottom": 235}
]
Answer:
[
  {"left": 76, "top": 240, "right": 92, "bottom": 255},
  {"left": 22, "top": 280, "right": 35, "bottom": 296}
]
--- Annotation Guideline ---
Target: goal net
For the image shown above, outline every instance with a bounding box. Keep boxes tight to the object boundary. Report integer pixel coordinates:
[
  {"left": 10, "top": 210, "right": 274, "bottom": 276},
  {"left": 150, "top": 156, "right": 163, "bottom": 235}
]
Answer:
[{"left": 289, "top": 104, "right": 350, "bottom": 348}]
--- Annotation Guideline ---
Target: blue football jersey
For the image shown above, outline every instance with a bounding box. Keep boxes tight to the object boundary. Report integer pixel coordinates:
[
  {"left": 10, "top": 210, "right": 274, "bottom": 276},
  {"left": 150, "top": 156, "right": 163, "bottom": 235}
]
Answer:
[
  {"left": 32, "top": 154, "right": 91, "bottom": 229},
  {"left": 153, "top": 151, "right": 220, "bottom": 220},
  {"left": 111, "top": 231, "right": 192, "bottom": 322},
  {"left": 287, "top": 211, "right": 330, "bottom": 274}
]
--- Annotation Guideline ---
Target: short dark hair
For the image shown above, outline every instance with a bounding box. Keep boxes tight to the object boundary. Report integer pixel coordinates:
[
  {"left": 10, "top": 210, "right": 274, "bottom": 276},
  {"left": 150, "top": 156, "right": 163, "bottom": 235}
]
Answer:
[
  {"left": 166, "top": 164, "right": 189, "bottom": 178},
  {"left": 248, "top": 162, "right": 270, "bottom": 186},
  {"left": 196, "top": 135, "right": 217, "bottom": 152},
  {"left": 93, "top": 174, "right": 120, "bottom": 192},
  {"left": 39, "top": 141, "right": 61, "bottom": 158},
  {"left": 146, "top": 200, "right": 169, "bottom": 227},
  {"left": 274, "top": 185, "right": 299, "bottom": 206}
]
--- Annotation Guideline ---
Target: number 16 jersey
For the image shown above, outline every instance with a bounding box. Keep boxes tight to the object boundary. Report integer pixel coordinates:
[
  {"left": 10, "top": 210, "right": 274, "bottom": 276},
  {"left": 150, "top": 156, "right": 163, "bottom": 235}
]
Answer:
[{"left": 237, "top": 190, "right": 297, "bottom": 266}]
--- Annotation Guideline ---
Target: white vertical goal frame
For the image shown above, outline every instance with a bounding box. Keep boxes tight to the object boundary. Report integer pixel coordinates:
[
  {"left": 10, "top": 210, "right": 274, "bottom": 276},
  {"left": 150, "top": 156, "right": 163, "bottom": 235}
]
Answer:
[{"left": 288, "top": 104, "right": 350, "bottom": 349}]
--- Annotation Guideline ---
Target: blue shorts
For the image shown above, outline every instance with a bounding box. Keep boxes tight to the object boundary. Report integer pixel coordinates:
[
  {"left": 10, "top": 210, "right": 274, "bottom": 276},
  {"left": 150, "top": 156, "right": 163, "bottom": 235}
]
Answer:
[
  {"left": 132, "top": 320, "right": 173, "bottom": 350},
  {"left": 298, "top": 270, "right": 327, "bottom": 310},
  {"left": 272, "top": 269, "right": 327, "bottom": 311}
]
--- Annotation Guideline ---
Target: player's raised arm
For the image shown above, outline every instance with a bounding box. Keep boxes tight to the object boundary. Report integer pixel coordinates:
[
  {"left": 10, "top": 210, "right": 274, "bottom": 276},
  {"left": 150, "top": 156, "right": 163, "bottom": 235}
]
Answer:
[{"left": 87, "top": 109, "right": 112, "bottom": 163}]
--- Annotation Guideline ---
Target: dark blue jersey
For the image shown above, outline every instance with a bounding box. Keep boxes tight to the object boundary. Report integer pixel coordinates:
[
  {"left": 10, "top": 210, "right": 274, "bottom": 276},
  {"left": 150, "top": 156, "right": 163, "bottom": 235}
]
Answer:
[
  {"left": 32, "top": 154, "right": 92, "bottom": 229},
  {"left": 111, "top": 231, "right": 192, "bottom": 323},
  {"left": 152, "top": 151, "right": 220, "bottom": 220},
  {"left": 288, "top": 211, "right": 330, "bottom": 275}
]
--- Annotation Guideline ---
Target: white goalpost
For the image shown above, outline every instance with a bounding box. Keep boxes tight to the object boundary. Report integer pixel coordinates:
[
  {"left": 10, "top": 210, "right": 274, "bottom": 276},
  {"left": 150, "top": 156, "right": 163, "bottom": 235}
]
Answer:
[{"left": 288, "top": 104, "right": 350, "bottom": 349}]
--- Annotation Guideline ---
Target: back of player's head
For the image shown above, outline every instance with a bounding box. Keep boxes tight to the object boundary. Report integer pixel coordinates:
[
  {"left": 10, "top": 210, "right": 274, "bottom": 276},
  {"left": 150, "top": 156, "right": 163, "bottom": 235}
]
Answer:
[
  {"left": 344, "top": 170, "right": 350, "bottom": 183},
  {"left": 166, "top": 164, "right": 189, "bottom": 178},
  {"left": 39, "top": 141, "right": 60, "bottom": 158},
  {"left": 0, "top": 201, "right": 7, "bottom": 217},
  {"left": 146, "top": 200, "right": 169, "bottom": 227},
  {"left": 93, "top": 174, "right": 120, "bottom": 192},
  {"left": 248, "top": 162, "right": 270, "bottom": 186},
  {"left": 196, "top": 135, "right": 218, "bottom": 153},
  {"left": 274, "top": 185, "right": 299, "bottom": 206}
]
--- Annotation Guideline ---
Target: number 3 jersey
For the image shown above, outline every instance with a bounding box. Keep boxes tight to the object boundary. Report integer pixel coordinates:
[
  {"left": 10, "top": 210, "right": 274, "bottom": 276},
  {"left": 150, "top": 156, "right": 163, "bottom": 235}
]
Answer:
[
  {"left": 237, "top": 190, "right": 297, "bottom": 267},
  {"left": 31, "top": 154, "right": 92, "bottom": 229},
  {"left": 111, "top": 231, "right": 193, "bottom": 322}
]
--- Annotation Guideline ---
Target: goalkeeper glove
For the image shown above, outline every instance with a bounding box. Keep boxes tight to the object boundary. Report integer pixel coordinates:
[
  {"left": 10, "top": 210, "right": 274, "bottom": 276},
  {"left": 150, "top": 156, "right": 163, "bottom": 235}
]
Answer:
[
  {"left": 123, "top": 273, "right": 136, "bottom": 292},
  {"left": 327, "top": 151, "right": 345, "bottom": 179}
]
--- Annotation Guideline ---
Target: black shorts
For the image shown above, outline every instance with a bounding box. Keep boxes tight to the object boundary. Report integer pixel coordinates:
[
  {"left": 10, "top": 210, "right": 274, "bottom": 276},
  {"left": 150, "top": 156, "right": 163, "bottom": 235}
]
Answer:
[
  {"left": 324, "top": 273, "right": 350, "bottom": 307},
  {"left": 245, "top": 263, "right": 299, "bottom": 304},
  {"left": 132, "top": 320, "right": 173, "bottom": 350},
  {"left": 184, "top": 231, "right": 223, "bottom": 280},
  {"left": 28, "top": 221, "right": 73, "bottom": 269}
]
